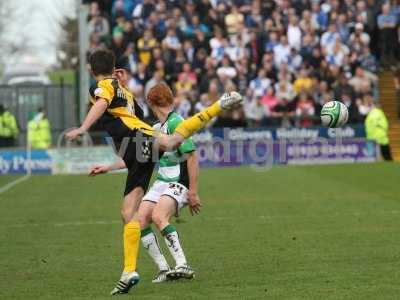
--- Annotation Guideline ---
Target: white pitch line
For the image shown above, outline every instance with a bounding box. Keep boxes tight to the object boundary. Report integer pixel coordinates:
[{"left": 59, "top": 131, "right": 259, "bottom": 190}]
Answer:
[{"left": 0, "top": 174, "right": 31, "bottom": 194}]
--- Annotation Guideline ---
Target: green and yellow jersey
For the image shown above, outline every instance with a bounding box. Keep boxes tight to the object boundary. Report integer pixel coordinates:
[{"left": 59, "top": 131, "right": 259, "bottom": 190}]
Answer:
[{"left": 89, "top": 78, "right": 154, "bottom": 139}]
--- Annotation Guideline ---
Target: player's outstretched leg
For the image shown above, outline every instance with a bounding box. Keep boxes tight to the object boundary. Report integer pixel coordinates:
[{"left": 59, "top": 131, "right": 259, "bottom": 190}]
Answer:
[
  {"left": 141, "top": 226, "right": 171, "bottom": 283},
  {"left": 174, "top": 91, "right": 243, "bottom": 139}
]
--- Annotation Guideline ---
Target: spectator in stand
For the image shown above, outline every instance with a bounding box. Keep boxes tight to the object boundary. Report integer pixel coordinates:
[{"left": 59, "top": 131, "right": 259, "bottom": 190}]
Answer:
[
  {"left": 244, "top": 94, "right": 266, "bottom": 128},
  {"left": 195, "top": 93, "right": 212, "bottom": 114},
  {"left": 311, "top": 1, "right": 329, "bottom": 31},
  {"left": 274, "top": 35, "right": 291, "bottom": 68},
  {"left": 178, "top": 63, "right": 197, "bottom": 86},
  {"left": 175, "top": 72, "right": 194, "bottom": 95},
  {"left": 162, "top": 28, "right": 181, "bottom": 53},
  {"left": 333, "top": 73, "right": 355, "bottom": 101},
  {"left": 348, "top": 66, "right": 378, "bottom": 94},
  {"left": 295, "top": 93, "right": 316, "bottom": 128},
  {"left": 300, "top": 9, "right": 319, "bottom": 32},
  {"left": 124, "top": 43, "right": 139, "bottom": 74},
  {"left": 262, "top": 87, "right": 279, "bottom": 112},
  {"left": 174, "top": 90, "right": 192, "bottom": 119},
  {"left": 144, "top": 71, "right": 164, "bottom": 96},
  {"left": 313, "top": 80, "right": 331, "bottom": 106},
  {"left": 110, "top": 30, "right": 126, "bottom": 61},
  {"left": 225, "top": 5, "right": 244, "bottom": 36},
  {"left": 249, "top": 68, "right": 271, "bottom": 100},
  {"left": 336, "top": 13, "right": 350, "bottom": 43},
  {"left": 207, "top": 80, "right": 221, "bottom": 104},
  {"left": 261, "top": 87, "right": 280, "bottom": 125},
  {"left": 325, "top": 37, "right": 350, "bottom": 67},
  {"left": 216, "top": 56, "right": 237, "bottom": 80},
  {"left": 184, "top": 15, "right": 210, "bottom": 39},
  {"left": 137, "top": 29, "right": 158, "bottom": 66},
  {"left": 321, "top": 23, "right": 340, "bottom": 50},
  {"left": 275, "top": 79, "right": 296, "bottom": 102},
  {"left": 357, "top": 93, "right": 375, "bottom": 121},
  {"left": 209, "top": 28, "right": 227, "bottom": 62},
  {"left": 358, "top": 46, "right": 378, "bottom": 73},
  {"left": 287, "top": 15, "right": 302, "bottom": 50},
  {"left": 377, "top": 3, "right": 398, "bottom": 65},
  {"left": 294, "top": 68, "right": 313, "bottom": 94},
  {"left": 342, "top": 93, "right": 362, "bottom": 124},
  {"left": 88, "top": 10, "right": 110, "bottom": 40},
  {"left": 86, "top": 0, "right": 383, "bottom": 130},
  {"left": 349, "top": 23, "right": 371, "bottom": 46},
  {"left": 112, "top": 0, "right": 133, "bottom": 20}
]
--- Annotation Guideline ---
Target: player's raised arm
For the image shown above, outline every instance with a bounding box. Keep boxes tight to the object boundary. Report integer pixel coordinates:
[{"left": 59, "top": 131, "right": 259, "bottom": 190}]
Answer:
[
  {"left": 67, "top": 49, "right": 115, "bottom": 141},
  {"left": 66, "top": 99, "right": 108, "bottom": 140}
]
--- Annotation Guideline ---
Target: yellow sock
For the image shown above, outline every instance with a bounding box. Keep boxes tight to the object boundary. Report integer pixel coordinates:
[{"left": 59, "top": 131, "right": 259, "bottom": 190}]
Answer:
[
  {"left": 123, "top": 220, "right": 140, "bottom": 273},
  {"left": 175, "top": 101, "right": 222, "bottom": 138}
]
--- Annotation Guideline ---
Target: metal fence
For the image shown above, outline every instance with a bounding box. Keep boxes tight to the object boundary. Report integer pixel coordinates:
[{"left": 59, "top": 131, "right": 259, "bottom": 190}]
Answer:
[{"left": 0, "top": 84, "right": 78, "bottom": 146}]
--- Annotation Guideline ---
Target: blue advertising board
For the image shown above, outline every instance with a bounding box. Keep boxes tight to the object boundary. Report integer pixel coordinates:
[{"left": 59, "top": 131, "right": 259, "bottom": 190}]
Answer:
[
  {"left": 0, "top": 126, "right": 374, "bottom": 175},
  {"left": 193, "top": 125, "right": 366, "bottom": 143},
  {"left": 0, "top": 149, "right": 52, "bottom": 174},
  {"left": 195, "top": 138, "right": 377, "bottom": 168}
]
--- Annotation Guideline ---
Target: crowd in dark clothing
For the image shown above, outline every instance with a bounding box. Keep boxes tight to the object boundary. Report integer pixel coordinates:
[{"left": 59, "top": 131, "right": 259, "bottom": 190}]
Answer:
[{"left": 86, "top": 0, "right": 399, "bottom": 128}]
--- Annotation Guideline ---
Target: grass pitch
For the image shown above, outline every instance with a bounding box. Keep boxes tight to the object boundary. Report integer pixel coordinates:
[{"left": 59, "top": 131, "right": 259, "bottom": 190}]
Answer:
[{"left": 0, "top": 163, "right": 399, "bottom": 300}]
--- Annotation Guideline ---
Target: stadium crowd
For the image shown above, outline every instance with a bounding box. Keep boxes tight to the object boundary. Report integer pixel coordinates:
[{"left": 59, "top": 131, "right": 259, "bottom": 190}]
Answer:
[{"left": 86, "top": 0, "right": 400, "bottom": 128}]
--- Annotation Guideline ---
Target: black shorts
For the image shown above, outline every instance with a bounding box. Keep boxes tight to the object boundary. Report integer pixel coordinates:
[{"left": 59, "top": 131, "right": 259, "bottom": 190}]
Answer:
[{"left": 121, "top": 129, "right": 163, "bottom": 196}]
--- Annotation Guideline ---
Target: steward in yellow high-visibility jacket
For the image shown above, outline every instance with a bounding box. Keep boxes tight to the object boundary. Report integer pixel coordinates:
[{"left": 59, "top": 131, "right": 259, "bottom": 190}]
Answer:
[
  {"left": 28, "top": 110, "right": 52, "bottom": 149},
  {"left": 0, "top": 105, "right": 19, "bottom": 147},
  {"left": 365, "top": 107, "right": 392, "bottom": 160}
]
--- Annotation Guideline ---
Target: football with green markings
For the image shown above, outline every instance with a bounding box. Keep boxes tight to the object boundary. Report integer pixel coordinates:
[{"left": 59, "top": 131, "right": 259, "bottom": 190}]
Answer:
[{"left": 320, "top": 101, "right": 349, "bottom": 128}]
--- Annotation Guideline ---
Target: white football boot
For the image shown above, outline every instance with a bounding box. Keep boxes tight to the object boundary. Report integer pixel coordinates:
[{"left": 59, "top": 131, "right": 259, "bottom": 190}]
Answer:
[
  {"left": 110, "top": 271, "right": 140, "bottom": 296},
  {"left": 218, "top": 91, "right": 243, "bottom": 110},
  {"left": 166, "top": 265, "right": 195, "bottom": 280},
  {"left": 152, "top": 269, "right": 170, "bottom": 283}
]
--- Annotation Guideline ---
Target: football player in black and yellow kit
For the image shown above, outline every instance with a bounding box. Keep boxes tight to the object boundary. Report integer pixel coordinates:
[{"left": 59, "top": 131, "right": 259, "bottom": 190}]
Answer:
[{"left": 66, "top": 48, "right": 242, "bottom": 295}]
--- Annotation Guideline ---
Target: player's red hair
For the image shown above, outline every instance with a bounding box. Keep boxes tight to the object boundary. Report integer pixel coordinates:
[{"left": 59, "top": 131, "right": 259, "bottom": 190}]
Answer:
[{"left": 147, "top": 83, "right": 174, "bottom": 107}]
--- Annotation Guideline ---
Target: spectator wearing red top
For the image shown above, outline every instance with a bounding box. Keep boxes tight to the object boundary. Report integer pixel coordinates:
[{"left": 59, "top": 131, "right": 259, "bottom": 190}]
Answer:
[{"left": 295, "top": 93, "right": 316, "bottom": 128}]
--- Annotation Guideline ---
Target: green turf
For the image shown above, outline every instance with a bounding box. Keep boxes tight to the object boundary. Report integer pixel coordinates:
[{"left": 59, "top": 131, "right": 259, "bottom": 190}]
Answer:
[{"left": 1, "top": 163, "right": 400, "bottom": 299}]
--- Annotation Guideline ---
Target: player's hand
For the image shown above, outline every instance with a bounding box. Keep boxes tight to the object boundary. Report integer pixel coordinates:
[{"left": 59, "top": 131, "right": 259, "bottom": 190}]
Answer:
[
  {"left": 188, "top": 191, "right": 202, "bottom": 215},
  {"left": 89, "top": 165, "right": 110, "bottom": 177},
  {"left": 65, "top": 128, "right": 84, "bottom": 140}
]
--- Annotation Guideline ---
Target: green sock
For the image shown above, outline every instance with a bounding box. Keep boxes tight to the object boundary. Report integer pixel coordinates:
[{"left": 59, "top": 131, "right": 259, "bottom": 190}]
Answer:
[
  {"left": 141, "top": 226, "right": 153, "bottom": 237},
  {"left": 161, "top": 224, "right": 176, "bottom": 236}
]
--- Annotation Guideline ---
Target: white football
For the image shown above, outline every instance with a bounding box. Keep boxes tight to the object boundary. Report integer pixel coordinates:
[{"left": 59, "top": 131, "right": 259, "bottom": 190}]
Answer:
[{"left": 320, "top": 101, "right": 349, "bottom": 128}]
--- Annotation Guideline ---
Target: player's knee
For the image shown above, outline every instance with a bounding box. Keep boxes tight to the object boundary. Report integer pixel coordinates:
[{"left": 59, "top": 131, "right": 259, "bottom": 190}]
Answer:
[
  {"left": 120, "top": 207, "right": 132, "bottom": 224},
  {"left": 138, "top": 211, "right": 152, "bottom": 228},
  {"left": 151, "top": 210, "right": 167, "bottom": 229}
]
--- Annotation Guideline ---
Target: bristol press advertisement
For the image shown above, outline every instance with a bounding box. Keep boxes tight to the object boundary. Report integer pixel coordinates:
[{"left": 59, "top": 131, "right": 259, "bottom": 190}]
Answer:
[{"left": 0, "top": 126, "right": 377, "bottom": 174}]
